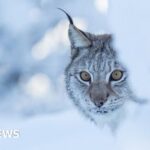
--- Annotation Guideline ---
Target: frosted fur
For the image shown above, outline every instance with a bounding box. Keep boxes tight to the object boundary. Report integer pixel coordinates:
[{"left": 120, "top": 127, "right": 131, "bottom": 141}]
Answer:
[{"left": 62, "top": 11, "right": 144, "bottom": 129}]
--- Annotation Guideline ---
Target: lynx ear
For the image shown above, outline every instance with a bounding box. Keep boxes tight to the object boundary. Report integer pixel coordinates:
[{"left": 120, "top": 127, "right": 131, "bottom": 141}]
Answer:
[
  {"left": 68, "top": 24, "right": 91, "bottom": 48},
  {"left": 58, "top": 8, "right": 91, "bottom": 48}
]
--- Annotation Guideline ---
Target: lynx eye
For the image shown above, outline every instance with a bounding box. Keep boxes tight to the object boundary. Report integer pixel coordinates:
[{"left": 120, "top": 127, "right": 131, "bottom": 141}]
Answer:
[
  {"left": 80, "top": 71, "right": 91, "bottom": 82},
  {"left": 110, "top": 70, "right": 123, "bottom": 81}
]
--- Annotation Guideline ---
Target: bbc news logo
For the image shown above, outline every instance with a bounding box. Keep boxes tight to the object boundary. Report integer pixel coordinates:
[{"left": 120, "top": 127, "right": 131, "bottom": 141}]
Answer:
[{"left": 0, "top": 129, "right": 20, "bottom": 138}]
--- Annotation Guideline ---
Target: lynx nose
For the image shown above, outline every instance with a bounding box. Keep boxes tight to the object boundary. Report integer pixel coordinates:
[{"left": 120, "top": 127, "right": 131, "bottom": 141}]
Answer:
[
  {"left": 89, "top": 82, "right": 109, "bottom": 107},
  {"left": 92, "top": 93, "right": 109, "bottom": 107}
]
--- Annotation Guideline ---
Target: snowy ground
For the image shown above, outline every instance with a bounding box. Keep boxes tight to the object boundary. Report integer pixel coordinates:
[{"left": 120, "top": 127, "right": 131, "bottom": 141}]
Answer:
[
  {"left": 0, "top": 104, "right": 150, "bottom": 150},
  {"left": 0, "top": 0, "right": 150, "bottom": 149}
]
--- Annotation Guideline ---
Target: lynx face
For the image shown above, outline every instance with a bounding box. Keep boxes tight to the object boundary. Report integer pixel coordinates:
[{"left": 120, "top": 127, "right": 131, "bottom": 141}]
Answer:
[
  {"left": 65, "top": 33, "right": 132, "bottom": 116},
  {"left": 60, "top": 9, "right": 138, "bottom": 125}
]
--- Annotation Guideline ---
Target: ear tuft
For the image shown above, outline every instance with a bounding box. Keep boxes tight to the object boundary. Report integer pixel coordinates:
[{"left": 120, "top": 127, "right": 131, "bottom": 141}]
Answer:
[
  {"left": 58, "top": 8, "right": 92, "bottom": 48},
  {"left": 58, "top": 8, "right": 74, "bottom": 25}
]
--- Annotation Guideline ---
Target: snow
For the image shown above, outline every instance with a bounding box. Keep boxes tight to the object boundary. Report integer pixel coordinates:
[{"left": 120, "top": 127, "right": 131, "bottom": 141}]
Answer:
[
  {"left": 0, "top": 105, "right": 150, "bottom": 150},
  {"left": 0, "top": 0, "right": 150, "bottom": 149}
]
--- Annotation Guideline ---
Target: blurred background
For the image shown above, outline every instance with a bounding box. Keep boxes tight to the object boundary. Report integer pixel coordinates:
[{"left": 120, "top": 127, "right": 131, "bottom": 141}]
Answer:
[
  {"left": 0, "top": 0, "right": 109, "bottom": 116},
  {"left": 0, "top": 0, "right": 150, "bottom": 150}
]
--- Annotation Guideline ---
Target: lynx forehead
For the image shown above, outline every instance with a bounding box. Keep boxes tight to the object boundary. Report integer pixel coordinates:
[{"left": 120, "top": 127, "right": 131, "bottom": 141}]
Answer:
[{"left": 59, "top": 9, "right": 141, "bottom": 127}]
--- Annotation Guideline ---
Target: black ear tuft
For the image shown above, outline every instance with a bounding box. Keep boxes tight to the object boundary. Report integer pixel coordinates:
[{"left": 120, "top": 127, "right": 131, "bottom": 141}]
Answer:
[
  {"left": 58, "top": 8, "right": 92, "bottom": 48},
  {"left": 58, "top": 8, "right": 74, "bottom": 25}
]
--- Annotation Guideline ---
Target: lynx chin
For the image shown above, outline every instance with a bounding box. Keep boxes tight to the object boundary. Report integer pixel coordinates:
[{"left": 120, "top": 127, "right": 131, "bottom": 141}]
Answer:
[{"left": 59, "top": 9, "right": 145, "bottom": 129}]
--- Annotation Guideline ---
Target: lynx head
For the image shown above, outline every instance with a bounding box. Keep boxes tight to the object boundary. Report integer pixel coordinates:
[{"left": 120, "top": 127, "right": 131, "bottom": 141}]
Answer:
[{"left": 60, "top": 9, "right": 135, "bottom": 126}]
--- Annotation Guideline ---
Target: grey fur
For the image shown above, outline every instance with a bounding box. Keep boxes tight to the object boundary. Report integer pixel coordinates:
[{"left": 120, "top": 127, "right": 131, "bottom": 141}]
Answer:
[{"left": 61, "top": 10, "right": 144, "bottom": 128}]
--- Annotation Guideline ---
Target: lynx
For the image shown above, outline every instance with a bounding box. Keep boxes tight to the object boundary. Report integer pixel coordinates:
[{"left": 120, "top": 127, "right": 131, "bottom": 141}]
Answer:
[{"left": 59, "top": 9, "right": 145, "bottom": 128}]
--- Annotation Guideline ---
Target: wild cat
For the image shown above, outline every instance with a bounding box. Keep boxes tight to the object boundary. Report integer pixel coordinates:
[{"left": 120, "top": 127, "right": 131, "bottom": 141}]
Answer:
[{"left": 59, "top": 9, "right": 146, "bottom": 129}]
